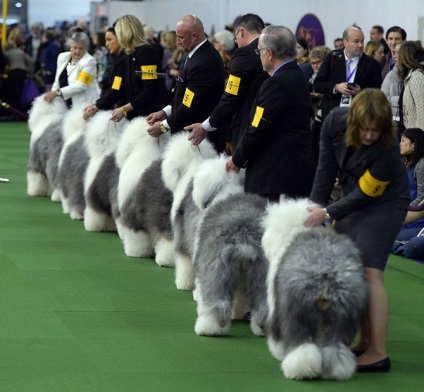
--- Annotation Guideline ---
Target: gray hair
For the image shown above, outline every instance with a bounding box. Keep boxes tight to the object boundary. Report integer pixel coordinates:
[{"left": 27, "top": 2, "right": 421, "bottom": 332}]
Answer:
[
  {"left": 213, "top": 30, "right": 235, "bottom": 52},
  {"left": 260, "top": 25, "right": 296, "bottom": 60},
  {"left": 66, "top": 26, "right": 90, "bottom": 49}
]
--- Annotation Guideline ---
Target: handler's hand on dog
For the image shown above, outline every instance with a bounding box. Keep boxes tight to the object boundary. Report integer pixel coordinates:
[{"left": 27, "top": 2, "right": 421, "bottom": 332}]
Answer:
[
  {"left": 184, "top": 123, "right": 207, "bottom": 146},
  {"left": 304, "top": 207, "right": 326, "bottom": 227}
]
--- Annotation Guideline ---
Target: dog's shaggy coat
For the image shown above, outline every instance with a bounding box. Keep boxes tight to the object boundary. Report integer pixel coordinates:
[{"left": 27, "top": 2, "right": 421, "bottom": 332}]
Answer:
[
  {"left": 193, "top": 191, "right": 268, "bottom": 337},
  {"left": 27, "top": 95, "right": 68, "bottom": 200},
  {"left": 161, "top": 133, "right": 218, "bottom": 290},
  {"left": 83, "top": 111, "right": 125, "bottom": 232},
  {"left": 57, "top": 105, "right": 90, "bottom": 220},
  {"left": 115, "top": 117, "right": 170, "bottom": 257},
  {"left": 262, "top": 199, "right": 367, "bottom": 380}
]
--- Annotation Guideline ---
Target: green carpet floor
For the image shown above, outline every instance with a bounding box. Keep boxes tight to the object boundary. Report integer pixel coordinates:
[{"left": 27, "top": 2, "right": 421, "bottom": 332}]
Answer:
[{"left": 0, "top": 121, "right": 423, "bottom": 391}]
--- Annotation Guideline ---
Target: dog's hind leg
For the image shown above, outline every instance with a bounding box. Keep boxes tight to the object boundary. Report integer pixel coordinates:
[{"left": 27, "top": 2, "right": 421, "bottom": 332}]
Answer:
[
  {"left": 154, "top": 236, "right": 175, "bottom": 268},
  {"left": 194, "top": 247, "right": 239, "bottom": 336},
  {"left": 27, "top": 171, "right": 49, "bottom": 196}
]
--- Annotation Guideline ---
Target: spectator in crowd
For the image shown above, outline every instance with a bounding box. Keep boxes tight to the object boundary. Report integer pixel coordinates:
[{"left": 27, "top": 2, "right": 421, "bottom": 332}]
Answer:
[
  {"left": 24, "top": 22, "right": 43, "bottom": 71},
  {"left": 44, "top": 26, "right": 99, "bottom": 108},
  {"left": 146, "top": 15, "right": 226, "bottom": 152},
  {"left": 107, "top": 15, "right": 170, "bottom": 122},
  {"left": 92, "top": 31, "right": 109, "bottom": 89},
  {"left": 364, "top": 40, "right": 385, "bottom": 62},
  {"left": 212, "top": 30, "right": 235, "bottom": 79},
  {"left": 182, "top": 13, "right": 269, "bottom": 153},
  {"left": 381, "top": 25, "right": 406, "bottom": 80},
  {"left": 369, "top": 25, "right": 389, "bottom": 54},
  {"left": 160, "top": 30, "right": 177, "bottom": 90},
  {"left": 225, "top": 25, "right": 315, "bottom": 201},
  {"left": 39, "top": 28, "right": 60, "bottom": 91},
  {"left": 333, "top": 37, "right": 344, "bottom": 50},
  {"left": 306, "top": 88, "right": 409, "bottom": 372},
  {"left": 296, "top": 35, "right": 309, "bottom": 65},
  {"left": 381, "top": 43, "right": 402, "bottom": 122},
  {"left": 308, "top": 45, "right": 331, "bottom": 164},
  {"left": 314, "top": 26, "right": 382, "bottom": 122},
  {"left": 397, "top": 40, "right": 424, "bottom": 131},
  {"left": 3, "top": 35, "right": 34, "bottom": 115},
  {"left": 393, "top": 128, "right": 424, "bottom": 257},
  {"left": 83, "top": 26, "right": 125, "bottom": 120}
]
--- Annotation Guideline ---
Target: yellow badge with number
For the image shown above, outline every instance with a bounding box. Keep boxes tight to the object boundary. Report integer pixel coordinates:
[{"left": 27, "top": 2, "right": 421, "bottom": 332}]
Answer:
[
  {"left": 112, "top": 76, "right": 122, "bottom": 90},
  {"left": 225, "top": 74, "right": 241, "bottom": 96},
  {"left": 141, "top": 65, "right": 157, "bottom": 79},
  {"left": 183, "top": 88, "right": 194, "bottom": 108},
  {"left": 251, "top": 106, "right": 264, "bottom": 127},
  {"left": 359, "top": 169, "right": 390, "bottom": 197},
  {"left": 77, "top": 70, "right": 94, "bottom": 86}
]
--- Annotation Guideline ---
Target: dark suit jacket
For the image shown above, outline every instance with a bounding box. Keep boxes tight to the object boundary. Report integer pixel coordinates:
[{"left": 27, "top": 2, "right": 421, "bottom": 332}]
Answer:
[
  {"left": 311, "top": 107, "right": 409, "bottom": 220},
  {"left": 123, "top": 45, "right": 170, "bottom": 119},
  {"left": 232, "top": 60, "right": 315, "bottom": 196},
  {"left": 310, "top": 107, "right": 409, "bottom": 269},
  {"left": 96, "top": 51, "right": 126, "bottom": 110},
  {"left": 314, "top": 50, "right": 382, "bottom": 120},
  {"left": 209, "top": 38, "right": 269, "bottom": 149},
  {"left": 168, "top": 40, "right": 225, "bottom": 152}
]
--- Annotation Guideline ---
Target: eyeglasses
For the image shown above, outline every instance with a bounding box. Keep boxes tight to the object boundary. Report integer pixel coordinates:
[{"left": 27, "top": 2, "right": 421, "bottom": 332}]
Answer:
[
  {"left": 255, "top": 47, "right": 270, "bottom": 55},
  {"left": 310, "top": 60, "right": 322, "bottom": 66}
]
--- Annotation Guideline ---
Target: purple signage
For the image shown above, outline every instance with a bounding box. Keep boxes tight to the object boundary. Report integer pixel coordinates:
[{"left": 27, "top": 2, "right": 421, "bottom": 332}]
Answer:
[{"left": 295, "top": 13, "right": 325, "bottom": 48}]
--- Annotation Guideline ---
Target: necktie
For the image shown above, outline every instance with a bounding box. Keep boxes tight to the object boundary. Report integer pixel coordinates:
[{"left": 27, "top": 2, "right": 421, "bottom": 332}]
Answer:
[{"left": 346, "top": 59, "right": 353, "bottom": 81}]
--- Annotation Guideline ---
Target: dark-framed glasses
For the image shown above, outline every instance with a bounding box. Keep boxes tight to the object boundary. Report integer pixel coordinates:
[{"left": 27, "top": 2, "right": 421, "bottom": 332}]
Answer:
[{"left": 255, "top": 47, "right": 270, "bottom": 55}]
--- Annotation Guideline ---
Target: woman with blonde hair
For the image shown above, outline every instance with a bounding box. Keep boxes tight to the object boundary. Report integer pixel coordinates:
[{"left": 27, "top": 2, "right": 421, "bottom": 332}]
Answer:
[
  {"left": 364, "top": 40, "right": 385, "bottom": 62},
  {"left": 306, "top": 89, "right": 410, "bottom": 372},
  {"left": 110, "top": 15, "right": 170, "bottom": 122}
]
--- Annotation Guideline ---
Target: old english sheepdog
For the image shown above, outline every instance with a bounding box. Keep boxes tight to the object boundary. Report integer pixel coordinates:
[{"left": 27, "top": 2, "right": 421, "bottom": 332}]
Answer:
[
  {"left": 83, "top": 111, "right": 126, "bottom": 232},
  {"left": 262, "top": 198, "right": 368, "bottom": 381},
  {"left": 27, "top": 95, "right": 68, "bottom": 200},
  {"left": 115, "top": 117, "right": 170, "bottom": 258},
  {"left": 119, "top": 158, "right": 174, "bottom": 267},
  {"left": 57, "top": 105, "right": 90, "bottom": 220},
  {"left": 161, "top": 133, "right": 217, "bottom": 290},
  {"left": 193, "top": 191, "right": 269, "bottom": 337}
]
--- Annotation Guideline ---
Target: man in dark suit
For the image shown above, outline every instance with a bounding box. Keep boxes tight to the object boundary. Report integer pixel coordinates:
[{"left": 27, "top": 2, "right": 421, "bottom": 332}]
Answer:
[
  {"left": 226, "top": 25, "right": 316, "bottom": 201},
  {"left": 183, "top": 13, "right": 269, "bottom": 151},
  {"left": 314, "top": 26, "right": 382, "bottom": 121},
  {"left": 147, "top": 15, "right": 225, "bottom": 152}
]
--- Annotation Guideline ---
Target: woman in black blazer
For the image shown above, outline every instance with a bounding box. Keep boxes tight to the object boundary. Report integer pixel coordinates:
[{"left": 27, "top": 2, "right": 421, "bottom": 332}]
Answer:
[
  {"left": 110, "top": 15, "right": 170, "bottom": 122},
  {"left": 83, "top": 27, "right": 126, "bottom": 120},
  {"left": 305, "top": 89, "right": 409, "bottom": 372}
]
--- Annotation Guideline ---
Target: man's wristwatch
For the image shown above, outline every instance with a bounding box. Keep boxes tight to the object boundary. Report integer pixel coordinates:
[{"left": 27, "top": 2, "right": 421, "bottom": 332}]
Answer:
[
  {"left": 159, "top": 122, "right": 168, "bottom": 133},
  {"left": 324, "top": 208, "right": 331, "bottom": 220}
]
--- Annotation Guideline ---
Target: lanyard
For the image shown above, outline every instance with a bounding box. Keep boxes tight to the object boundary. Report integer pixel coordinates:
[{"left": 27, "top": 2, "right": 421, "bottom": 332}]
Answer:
[{"left": 346, "top": 60, "right": 358, "bottom": 83}]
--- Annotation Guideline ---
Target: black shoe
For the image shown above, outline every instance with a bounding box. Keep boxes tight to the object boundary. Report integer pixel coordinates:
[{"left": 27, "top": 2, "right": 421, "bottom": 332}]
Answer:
[{"left": 357, "top": 357, "right": 391, "bottom": 373}]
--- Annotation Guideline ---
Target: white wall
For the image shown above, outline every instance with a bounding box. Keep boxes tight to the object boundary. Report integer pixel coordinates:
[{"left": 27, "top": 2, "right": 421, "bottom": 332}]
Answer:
[{"left": 27, "top": 0, "right": 423, "bottom": 45}]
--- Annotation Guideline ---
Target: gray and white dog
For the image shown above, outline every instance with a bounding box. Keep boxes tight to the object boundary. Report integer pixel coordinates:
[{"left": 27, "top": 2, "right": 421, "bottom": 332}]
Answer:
[
  {"left": 161, "top": 133, "right": 218, "bottom": 290},
  {"left": 57, "top": 105, "right": 90, "bottom": 220},
  {"left": 83, "top": 111, "right": 126, "bottom": 232},
  {"left": 262, "top": 198, "right": 368, "bottom": 381},
  {"left": 27, "top": 95, "right": 68, "bottom": 201},
  {"left": 115, "top": 117, "right": 170, "bottom": 258},
  {"left": 193, "top": 190, "right": 269, "bottom": 337}
]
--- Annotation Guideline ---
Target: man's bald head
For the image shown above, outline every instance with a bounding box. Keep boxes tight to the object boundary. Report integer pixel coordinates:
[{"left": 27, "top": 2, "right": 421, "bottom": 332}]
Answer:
[{"left": 176, "top": 15, "right": 206, "bottom": 52}]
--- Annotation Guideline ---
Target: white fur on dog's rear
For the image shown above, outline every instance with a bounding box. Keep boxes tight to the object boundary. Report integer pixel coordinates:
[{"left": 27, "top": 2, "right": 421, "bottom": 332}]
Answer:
[{"left": 116, "top": 117, "right": 169, "bottom": 210}]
